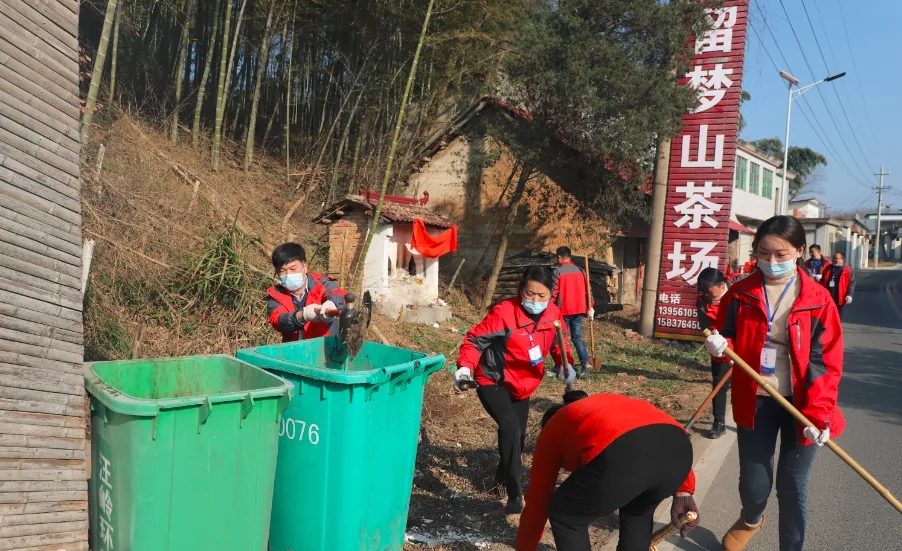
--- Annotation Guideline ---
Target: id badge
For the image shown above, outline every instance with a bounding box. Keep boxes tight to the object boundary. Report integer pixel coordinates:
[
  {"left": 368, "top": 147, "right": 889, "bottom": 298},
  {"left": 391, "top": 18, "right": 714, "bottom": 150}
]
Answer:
[
  {"left": 528, "top": 345, "right": 543, "bottom": 366},
  {"left": 760, "top": 344, "right": 777, "bottom": 375},
  {"left": 828, "top": 279, "right": 836, "bottom": 288}
]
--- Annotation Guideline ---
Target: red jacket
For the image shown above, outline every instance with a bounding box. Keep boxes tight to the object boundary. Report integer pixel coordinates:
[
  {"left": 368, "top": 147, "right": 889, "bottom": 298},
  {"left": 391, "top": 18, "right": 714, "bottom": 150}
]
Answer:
[
  {"left": 696, "top": 294, "right": 730, "bottom": 364},
  {"left": 517, "top": 394, "right": 695, "bottom": 550},
  {"left": 457, "top": 298, "right": 573, "bottom": 400},
  {"left": 552, "top": 261, "right": 592, "bottom": 316},
  {"left": 266, "top": 272, "right": 346, "bottom": 342},
  {"left": 715, "top": 268, "right": 845, "bottom": 444},
  {"left": 820, "top": 264, "right": 854, "bottom": 306}
]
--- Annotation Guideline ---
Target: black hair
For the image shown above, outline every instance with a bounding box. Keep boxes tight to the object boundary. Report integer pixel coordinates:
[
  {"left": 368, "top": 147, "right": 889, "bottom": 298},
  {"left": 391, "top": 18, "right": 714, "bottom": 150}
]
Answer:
[
  {"left": 271, "top": 242, "right": 306, "bottom": 271},
  {"left": 696, "top": 267, "right": 726, "bottom": 293},
  {"left": 833, "top": 251, "right": 845, "bottom": 259},
  {"left": 541, "top": 390, "right": 589, "bottom": 428},
  {"left": 556, "top": 246, "right": 572, "bottom": 258},
  {"left": 518, "top": 265, "right": 556, "bottom": 294},
  {"left": 809, "top": 244, "right": 821, "bottom": 252}
]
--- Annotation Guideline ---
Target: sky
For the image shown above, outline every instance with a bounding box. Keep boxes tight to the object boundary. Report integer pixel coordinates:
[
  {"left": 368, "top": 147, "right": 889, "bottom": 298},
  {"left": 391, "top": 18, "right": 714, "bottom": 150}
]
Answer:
[{"left": 739, "top": 0, "right": 902, "bottom": 215}]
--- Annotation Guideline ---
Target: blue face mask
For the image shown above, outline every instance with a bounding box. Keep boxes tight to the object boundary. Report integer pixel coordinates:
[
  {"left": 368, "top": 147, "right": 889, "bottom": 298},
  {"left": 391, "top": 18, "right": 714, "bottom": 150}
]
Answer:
[
  {"left": 758, "top": 258, "right": 796, "bottom": 278},
  {"left": 279, "top": 272, "right": 306, "bottom": 292},
  {"left": 522, "top": 299, "right": 548, "bottom": 315}
]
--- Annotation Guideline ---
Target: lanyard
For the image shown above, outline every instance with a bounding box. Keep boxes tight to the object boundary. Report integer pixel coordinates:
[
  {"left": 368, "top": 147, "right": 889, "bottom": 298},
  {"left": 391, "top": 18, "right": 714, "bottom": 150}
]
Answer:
[{"left": 763, "top": 276, "right": 795, "bottom": 336}]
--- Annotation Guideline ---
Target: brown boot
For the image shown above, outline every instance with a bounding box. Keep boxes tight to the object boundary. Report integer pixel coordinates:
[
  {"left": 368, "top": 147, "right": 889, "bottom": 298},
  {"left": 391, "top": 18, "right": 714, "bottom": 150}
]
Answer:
[{"left": 721, "top": 516, "right": 765, "bottom": 551}]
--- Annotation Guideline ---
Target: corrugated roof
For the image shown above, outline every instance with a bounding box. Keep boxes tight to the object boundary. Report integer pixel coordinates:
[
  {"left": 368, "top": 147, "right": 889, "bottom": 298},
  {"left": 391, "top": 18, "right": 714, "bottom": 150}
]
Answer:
[{"left": 314, "top": 195, "right": 456, "bottom": 228}]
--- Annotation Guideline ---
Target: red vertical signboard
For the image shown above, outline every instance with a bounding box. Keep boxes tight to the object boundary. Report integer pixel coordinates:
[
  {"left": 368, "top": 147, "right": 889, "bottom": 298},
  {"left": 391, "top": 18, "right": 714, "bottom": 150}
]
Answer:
[{"left": 655, "top": 1, "right": 749, "bottom": 339}]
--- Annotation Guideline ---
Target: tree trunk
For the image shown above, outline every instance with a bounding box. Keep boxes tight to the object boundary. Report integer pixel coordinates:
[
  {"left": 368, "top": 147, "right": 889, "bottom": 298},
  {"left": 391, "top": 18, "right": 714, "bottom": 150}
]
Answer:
[
  {"left": 347, "top": 120, "right": 364, "bottom": 194},
  {"left": 211, "top": 0, "right": 234, "bottom": 169},
  {"left": 330, "top": 84, "right": 366, "bottom": 200},
  {"left": 108, "top": 0, "right": 122, "bottom": 106},
  {"left": 81, "top": 0, "right": 119, "bottom": 144},
  {"left": 191, "top": 0, "right": 221, "bottom": 147},
  {"left": 244, "top": 0, "right": 278, "bottom": 170},
  {"left": 171, "top": 0, "right": 194, "bottom": 143},
  {"left": 482, "top": 166, "right": 532, "bottom": 309},
  {"left": 284, "top": 7, "right": 295, "bottom": 184},
  {"left": 352, "top": 0, "right": 435, "bottom": 290}
]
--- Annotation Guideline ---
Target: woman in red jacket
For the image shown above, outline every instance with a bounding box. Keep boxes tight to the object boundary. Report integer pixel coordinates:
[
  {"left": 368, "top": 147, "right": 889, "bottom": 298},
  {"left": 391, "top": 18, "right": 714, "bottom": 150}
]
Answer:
[
  {"left": 516, "top": 391, "right": 698, "bottom": 551},
  {"left": 821, "top": 251, "right": 855, "bottom": 319},
  {"left": 705, "top": 215, "right": 844, "bottom": 551},
  {"left": 454, "top": 266, "right": 573, "bottom": 514}
]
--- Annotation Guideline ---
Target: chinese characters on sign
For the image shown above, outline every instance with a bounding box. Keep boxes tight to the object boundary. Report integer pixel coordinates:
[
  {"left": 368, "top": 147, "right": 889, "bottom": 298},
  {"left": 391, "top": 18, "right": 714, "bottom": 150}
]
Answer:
[
  {"left": 655, "top": 1, "right": 749, "bottom": 338},
  {"left": 98, "top": 452, "right": 115, "bottom": 550}
]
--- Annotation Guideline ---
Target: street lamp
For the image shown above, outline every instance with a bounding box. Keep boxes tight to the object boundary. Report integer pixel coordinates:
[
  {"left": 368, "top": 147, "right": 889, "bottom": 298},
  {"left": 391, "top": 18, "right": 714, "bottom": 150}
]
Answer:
[{"left": 778, "top": 70, "right": 846, "bottom": 215}]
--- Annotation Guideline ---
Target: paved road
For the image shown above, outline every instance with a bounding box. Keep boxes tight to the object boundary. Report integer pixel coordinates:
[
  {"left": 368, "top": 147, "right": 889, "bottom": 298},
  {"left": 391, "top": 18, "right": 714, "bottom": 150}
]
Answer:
[{"left": 669, "top": 268, "right": 902, "bottom": 551}]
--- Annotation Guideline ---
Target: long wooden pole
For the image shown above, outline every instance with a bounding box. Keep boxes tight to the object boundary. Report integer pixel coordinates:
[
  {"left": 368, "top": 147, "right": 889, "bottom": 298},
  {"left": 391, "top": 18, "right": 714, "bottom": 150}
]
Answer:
[
  {"left": 703, "top": 329, "right": 902, "bottom": 514},
  {"left": 584, "top": 255, "right": 597, "bottom": 360}
]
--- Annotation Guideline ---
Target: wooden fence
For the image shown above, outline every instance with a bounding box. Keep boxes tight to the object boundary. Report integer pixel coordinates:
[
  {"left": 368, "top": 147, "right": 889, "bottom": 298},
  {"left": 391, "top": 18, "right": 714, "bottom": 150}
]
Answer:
[{"left": 0, "top": 0, "right": 88, "bottom": 548}]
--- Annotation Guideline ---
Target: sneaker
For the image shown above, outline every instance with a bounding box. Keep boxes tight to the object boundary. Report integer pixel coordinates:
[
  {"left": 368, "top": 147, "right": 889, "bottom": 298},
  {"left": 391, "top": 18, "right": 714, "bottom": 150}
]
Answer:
[
  {"left": 722, "top": 516, "right": 765, "bottom": 551},
  {"left": 709, "top": 420, "right": 726, "bottom": 439},
  {"left": 548, "top": 365, "right": 561, "bottom": 378},
  {"left": 505, "top": 495, "right": 524, "bottom": 515},
  {"left": 579, "top": 364, "right": 593, "bottom": 379}
]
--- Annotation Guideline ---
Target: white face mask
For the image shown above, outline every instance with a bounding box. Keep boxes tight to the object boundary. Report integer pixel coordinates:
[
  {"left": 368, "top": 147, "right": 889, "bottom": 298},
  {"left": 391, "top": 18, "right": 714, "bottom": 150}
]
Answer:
[{"left": 279, "top": 272, "right": 306, "bottom": 292}]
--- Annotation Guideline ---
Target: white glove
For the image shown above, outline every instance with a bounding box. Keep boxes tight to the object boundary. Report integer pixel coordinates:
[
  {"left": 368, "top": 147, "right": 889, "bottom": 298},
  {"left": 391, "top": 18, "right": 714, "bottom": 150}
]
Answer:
[
  {"left": 558, "top": 364, "right": 576, "bottom": 385},
  {"left": 803, "top": 426, "right": 830, "bottom": 447},
  {"left": 587, "top": 308, "right": 595, "bottom": 318},
  {"left": 319, "top": 300, "right": 338, "bottom": 320},
  {"left": 704, "top": 330, "right": 728, "bottom": 358},
  {"left": 301, "top": 304, "right": 320, "bottom": 322},
  {"left": 813, "top": 274, "right": 822, "bottom": 281},
  {"left": 845, "top": 296, "right": 853, "bottom": 304},
  {"left": 453, "top": 367, "right": 475, "bottom": 392}
]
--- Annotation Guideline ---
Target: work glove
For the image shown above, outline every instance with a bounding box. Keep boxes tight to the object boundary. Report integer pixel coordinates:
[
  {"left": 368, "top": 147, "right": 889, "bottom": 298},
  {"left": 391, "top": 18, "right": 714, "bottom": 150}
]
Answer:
[
  {"left": 558, "top": 364, "right": 576, "bottom": 385},
  {"left": 453, "top": 367, "right": 475, "bottom": 392},
  {"left": 845, "top": 296, "right": 853, "bottom": 304},
  {"left": 587, "top": 308, "right": 595, "bottom": 319},
  {"left": 704, "top": 330, "right": 728, "bottom": 358},
  {"left": 803, "top": 425, "right": 830, "bottom": 447},
  {"left": 319, "top": 300, "right": 338, "bottom": 321},
  {"left": 670, "top": 495, "right": 700, "bottom": 538},
  {"left": 302, "top": 304, "right": 320, "bottom": 322}
]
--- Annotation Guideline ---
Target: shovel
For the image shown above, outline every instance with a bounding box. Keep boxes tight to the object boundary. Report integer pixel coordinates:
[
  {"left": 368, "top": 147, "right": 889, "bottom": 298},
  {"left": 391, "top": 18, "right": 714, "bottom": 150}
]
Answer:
[
  {"left": 584, "top": 256, "right": 604, "bottom": 370},
  {"left": 552, "top": 320, "right": 574, "bottom": 393},
  {"left": 337, "top": 291, "right": 373, "bottom": 359}
]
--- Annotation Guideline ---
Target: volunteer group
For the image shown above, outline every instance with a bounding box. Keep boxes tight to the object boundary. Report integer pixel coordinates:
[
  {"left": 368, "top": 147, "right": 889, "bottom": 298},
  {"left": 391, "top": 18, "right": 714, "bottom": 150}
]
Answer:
[{"left": 263, "top": 215, "right": 849, "bottom": 551}]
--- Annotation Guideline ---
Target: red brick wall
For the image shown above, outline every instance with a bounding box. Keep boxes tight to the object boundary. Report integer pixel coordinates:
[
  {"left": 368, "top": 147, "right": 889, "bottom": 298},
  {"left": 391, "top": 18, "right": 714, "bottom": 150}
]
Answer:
[{"left": 328, "top": 209, "right": 369, "bottom": 286}]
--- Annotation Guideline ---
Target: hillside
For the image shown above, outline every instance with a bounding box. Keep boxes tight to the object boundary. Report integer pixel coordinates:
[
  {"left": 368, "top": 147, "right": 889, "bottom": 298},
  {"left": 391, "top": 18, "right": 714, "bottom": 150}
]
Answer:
[{"left": 82, "top": 112, "right": 714, "bottom": 550}]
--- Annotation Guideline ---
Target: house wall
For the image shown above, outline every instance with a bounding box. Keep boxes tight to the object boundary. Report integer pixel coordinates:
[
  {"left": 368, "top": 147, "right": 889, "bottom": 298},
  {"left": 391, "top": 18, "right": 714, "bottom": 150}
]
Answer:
[
  {"left": 733, "top": 147, "right": 783, "bottom": 223},
  {"left": 791, "top": 202, "right": 824, "bottom": 219},
  {"left": 732, "top": 187, "right": 775, "bottom": 224},
  {"left": 406, "top": 135, "right": 612, "bottom": 276},
  {"left": 0, "top": 0, "right": 88, "bottom": 547},
  {"left": 327, "top": 209, "right": 369, "bottom": 286}
]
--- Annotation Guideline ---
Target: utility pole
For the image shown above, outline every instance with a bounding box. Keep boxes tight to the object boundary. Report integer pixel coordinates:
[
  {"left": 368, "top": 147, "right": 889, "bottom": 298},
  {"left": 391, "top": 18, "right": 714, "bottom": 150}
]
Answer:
[
  {"left": 639, "top": 137, "right": 671, "bottom": 337},
  {"left": 874, "top": 165, "right": 890, "bottom": 268}
]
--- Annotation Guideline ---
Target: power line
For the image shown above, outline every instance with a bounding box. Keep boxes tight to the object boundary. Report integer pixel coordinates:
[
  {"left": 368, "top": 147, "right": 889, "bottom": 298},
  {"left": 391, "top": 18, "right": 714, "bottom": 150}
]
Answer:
[
  {"left": 835, "top": 0, "right": 879, "bottom": 142},
  {"left": 799, "top": 0, "right": 876, "bottom": 170},
  {"left": 775, "top": 0, "right": 874, "bottom": 184},
  {"left": 748, "top": 21, "right": 871, "bottom": 190}
]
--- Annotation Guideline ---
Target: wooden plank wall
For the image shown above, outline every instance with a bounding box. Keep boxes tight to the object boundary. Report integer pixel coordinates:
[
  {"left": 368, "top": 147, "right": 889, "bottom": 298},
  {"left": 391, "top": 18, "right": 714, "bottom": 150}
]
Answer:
[{"left": 0, "top": 0, "right": 88, "bottom": 548}]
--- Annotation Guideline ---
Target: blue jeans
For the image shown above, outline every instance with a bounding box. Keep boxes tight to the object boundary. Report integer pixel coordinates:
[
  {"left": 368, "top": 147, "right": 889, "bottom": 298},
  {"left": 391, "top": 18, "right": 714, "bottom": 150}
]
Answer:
[
  {"left": 563, "top": 315, "right": 590, "bottom": 366},
  {"left": 737, "top": 396, "right": 818, "bottom": 551}
]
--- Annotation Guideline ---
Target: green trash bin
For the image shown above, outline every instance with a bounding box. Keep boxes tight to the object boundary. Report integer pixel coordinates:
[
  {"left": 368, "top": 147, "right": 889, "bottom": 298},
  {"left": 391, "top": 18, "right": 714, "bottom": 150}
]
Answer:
[
  {"left": 84, "top": 355, "right": 293, "bottom": 551},
  {"left": 236, "top": 337, "right": 446, "bottom": 551}
]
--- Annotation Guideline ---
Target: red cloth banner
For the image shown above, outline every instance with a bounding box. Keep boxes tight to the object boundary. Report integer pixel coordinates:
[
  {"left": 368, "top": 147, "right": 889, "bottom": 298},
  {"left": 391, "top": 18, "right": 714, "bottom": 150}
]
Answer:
[
  {"left": 411, "top": 219, "right": 458, "bottom": 258},
  {"left": 655, "top": 1, "right": 750, "bottom": 339}
]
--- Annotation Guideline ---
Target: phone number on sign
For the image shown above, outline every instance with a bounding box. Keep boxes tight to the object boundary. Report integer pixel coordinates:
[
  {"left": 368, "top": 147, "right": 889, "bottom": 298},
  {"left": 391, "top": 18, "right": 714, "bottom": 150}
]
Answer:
[
  {"left": 657, "top": 306, "right": 698, "bottom": 318},
  {"left": 657, "top": 317, "right": 701, "bottom": 330}
]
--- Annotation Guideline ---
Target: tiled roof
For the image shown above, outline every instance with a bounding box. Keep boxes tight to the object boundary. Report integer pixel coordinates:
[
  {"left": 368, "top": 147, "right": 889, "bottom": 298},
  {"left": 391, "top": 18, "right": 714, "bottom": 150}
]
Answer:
[{"left": 313, "top": 195, "right": 455, "bottom": 228}]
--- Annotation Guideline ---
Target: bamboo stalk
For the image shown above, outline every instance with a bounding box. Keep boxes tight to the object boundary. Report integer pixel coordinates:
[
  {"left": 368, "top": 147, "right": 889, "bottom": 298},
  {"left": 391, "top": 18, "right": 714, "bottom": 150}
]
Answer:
[
  {"left": 352, "top": 0, "right": 435, "bottom": 291},
  {"left": 192, "top": 0, "right": 222, "bottom": 146},
  {"left": 243, "top": 0, "right": 279, "bottom": 169},
  {"left": 80, "top": 0, "right": 119, "bottom": 143},
  {"left": 108, "top": 0, "right": 122, "bottom": 106},
  {"left": 171, "top": 0, "right": 195, "bottom": 143}
]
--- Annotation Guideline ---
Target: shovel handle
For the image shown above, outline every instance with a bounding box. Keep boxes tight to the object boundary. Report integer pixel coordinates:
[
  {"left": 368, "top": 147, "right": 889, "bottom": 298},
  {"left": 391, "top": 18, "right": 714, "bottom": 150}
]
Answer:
[
  {"left": 702, "top": 329, "right": 902, "bottom": 514},
  {"left": 552, "top": 320, "right": 574, "bottom": 392},
  {"left": 649, "top": 512, "right": 697, "bottom": 549}
]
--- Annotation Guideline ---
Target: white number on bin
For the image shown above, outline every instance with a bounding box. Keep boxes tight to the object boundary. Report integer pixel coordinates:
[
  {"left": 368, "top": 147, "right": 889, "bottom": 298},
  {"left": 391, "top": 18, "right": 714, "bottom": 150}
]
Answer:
[{"left": 279, "top": 417, "right": 321, "bottom": 445}]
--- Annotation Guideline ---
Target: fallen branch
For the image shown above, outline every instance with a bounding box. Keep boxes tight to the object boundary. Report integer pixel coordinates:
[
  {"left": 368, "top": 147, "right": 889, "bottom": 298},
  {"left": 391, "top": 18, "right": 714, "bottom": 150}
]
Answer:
[
  {"left": 369, "top": 323, "right": 390, "bottom": 345},
  {"left": 84, "top": 229, "right": 172, "bottom": 269}
]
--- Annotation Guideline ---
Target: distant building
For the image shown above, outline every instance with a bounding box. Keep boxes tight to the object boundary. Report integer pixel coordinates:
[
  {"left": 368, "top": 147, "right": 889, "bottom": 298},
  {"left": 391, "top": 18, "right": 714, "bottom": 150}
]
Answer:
[
  {"left": 728, "top": 141, "right": 796, "bottom": 271},
  {"left": 800, "top": 216, "right": 870, "bottom": 269},
  {"left": 790, "top": 197, "right": 828, "bottom": 219}
]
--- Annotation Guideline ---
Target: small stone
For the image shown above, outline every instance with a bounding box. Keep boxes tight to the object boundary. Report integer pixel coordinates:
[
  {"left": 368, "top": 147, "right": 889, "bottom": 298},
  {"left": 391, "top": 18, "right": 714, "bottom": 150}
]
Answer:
[{"left": 617, "top": 372, "right": 628, "bottom": 377}]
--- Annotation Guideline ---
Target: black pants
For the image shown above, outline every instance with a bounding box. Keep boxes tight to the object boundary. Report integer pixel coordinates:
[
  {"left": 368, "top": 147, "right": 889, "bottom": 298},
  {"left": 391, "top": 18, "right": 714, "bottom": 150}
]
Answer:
[
  {"left": 547, "top": 424, "right": 693, "bottom": 551},
  {"left": 712, "top": 359, "right": 732, "bottom": 423},
  {"left": 476, "top": 385, "right": 530, "bottom": 498}
]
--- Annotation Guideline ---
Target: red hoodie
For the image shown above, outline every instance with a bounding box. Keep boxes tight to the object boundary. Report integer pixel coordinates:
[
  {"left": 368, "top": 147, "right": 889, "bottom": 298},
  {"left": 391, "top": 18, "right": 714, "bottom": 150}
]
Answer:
[
  {"left": 552, "top": 260, "right": 593, "bottom": 316},
  {"left": 517, "top": 394, "right": 695, "bottom": 550}
]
